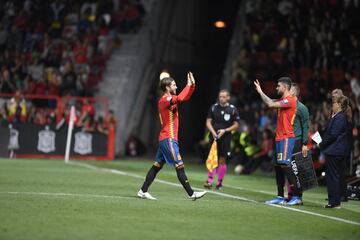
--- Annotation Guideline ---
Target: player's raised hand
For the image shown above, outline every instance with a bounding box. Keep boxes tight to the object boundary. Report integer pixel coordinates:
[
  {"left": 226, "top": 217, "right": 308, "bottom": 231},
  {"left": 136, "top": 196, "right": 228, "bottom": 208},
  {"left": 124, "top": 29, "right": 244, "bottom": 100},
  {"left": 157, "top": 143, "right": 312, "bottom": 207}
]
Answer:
[
  {"left": 187, "top": 72, "right": 195, "bottom": 86},
  {"left": 254, "top": 79, "right": 262, "bottom": 93}
]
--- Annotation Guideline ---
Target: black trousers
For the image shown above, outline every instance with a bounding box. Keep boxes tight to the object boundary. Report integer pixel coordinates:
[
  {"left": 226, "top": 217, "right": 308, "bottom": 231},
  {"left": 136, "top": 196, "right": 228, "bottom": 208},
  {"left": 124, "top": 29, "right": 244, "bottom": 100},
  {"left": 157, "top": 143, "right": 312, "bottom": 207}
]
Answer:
[{"left": 325, "top": 154, "right": 345, "bottom": 206}]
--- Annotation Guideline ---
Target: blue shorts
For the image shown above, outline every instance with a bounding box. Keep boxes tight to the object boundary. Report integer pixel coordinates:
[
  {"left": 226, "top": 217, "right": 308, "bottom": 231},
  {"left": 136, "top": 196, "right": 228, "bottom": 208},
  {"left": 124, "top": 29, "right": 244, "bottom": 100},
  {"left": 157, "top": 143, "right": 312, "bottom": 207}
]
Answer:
[
  {"left": 155, "top": 139, "right": 183, "bottom": 167},
  {"left": 273, "top": 137, "right": 295, "bottom": 165}
]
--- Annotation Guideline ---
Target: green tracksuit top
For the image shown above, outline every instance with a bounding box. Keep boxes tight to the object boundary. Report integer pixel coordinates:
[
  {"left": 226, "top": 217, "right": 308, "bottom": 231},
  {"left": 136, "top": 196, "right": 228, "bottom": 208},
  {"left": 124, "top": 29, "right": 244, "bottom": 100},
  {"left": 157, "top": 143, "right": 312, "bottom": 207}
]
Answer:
[{"left": 293, "top": 100, "right": 309, "bottom": 145}]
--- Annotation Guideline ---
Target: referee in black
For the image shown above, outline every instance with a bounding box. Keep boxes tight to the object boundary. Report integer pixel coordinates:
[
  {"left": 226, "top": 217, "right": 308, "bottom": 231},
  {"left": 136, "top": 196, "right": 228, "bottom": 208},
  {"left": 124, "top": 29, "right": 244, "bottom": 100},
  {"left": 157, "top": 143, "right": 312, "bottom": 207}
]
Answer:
[{"left": 204, "top": 89, "right": 240, "bottom": 190}]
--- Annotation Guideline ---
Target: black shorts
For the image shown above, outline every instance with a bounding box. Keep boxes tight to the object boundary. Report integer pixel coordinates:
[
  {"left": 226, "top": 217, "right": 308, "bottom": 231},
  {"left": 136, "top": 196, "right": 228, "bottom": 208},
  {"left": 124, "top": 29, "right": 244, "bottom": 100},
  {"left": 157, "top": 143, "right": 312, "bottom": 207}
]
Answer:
[{"left": 210, "top": 133, "right": 232, "bottom": 159}]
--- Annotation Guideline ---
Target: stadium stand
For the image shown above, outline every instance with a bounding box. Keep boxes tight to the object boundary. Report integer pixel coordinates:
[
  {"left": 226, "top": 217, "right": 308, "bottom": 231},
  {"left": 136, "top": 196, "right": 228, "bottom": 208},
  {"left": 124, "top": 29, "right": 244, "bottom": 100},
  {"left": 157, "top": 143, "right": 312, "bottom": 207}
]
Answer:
[{"left": 225, "top": 0, "right": 360, "bottom": 177}]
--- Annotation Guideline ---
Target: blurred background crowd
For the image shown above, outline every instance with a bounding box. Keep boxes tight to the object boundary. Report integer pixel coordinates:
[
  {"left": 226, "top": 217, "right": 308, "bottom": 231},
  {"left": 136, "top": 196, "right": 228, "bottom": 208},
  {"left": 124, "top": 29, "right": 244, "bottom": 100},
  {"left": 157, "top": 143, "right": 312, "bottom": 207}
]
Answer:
[
  {"left": 197, "top": 0, "right": 360, "bottom": 179},
  {"left": 0, "top": 0, "right": 147, "bottom": 132}
]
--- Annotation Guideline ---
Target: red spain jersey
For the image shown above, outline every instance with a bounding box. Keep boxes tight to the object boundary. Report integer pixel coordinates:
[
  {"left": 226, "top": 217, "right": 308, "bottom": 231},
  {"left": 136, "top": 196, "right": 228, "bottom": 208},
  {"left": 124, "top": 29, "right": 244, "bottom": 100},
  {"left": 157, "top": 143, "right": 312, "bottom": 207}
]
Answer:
[
  {"left": 158, "top": 85, "right": 195, "bottom": 141},
  {"left": 275, "top": 95, "right": 297, "bottom": 141}
]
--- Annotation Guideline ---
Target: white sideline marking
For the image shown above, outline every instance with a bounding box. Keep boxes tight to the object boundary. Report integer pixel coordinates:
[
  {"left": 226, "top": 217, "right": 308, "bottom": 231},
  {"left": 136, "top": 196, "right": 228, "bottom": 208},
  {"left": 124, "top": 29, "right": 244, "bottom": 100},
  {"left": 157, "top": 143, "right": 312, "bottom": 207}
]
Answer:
[
  {"left": 66, "top": 161, "right": 360, "bottom": 226},
  {"left": 0, "top": 191, "right": 132, "bottom": 200},
  {"left": 223, "top": 183, "right": 360, "bottom": 214}
]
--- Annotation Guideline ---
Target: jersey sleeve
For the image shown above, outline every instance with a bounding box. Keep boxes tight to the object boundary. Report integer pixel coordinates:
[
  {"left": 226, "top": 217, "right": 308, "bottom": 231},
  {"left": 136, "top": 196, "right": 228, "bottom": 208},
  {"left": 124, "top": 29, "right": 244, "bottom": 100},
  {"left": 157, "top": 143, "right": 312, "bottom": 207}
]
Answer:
[
  {"left": 277, "top": 98, "right": 293, "bottom": 108},
  {"left": 300, "top": 105, "right": 310, "bottom": 145},
  {"left": 159, "top": 85, "right": 195, "bottom": 109},
  {"left": 158, "top": 96, "right": 170, "bottom": 109},
  {"left": 207, "top": 105, "right": 214, "bottom": 119},
  {"left": 232, "top": 107, "right": 240, "bottom": 122},
  {"left": 171, "top": 84, "right": 195, "bottom": 105}
]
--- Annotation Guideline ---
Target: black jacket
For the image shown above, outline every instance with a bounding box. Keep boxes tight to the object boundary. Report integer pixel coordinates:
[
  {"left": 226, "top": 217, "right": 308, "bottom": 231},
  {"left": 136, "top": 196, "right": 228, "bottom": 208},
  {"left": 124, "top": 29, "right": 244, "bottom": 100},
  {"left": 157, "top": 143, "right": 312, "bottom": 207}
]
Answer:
[{"left": 319, "top": 112, "right": 348, "bottom": 156}]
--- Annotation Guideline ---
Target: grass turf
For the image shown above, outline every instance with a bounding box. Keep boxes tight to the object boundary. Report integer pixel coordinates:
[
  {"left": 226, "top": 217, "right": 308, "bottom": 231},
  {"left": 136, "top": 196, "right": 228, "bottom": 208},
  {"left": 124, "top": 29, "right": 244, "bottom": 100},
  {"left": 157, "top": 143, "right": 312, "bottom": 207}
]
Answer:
[{"left": 0, "top": 158, "right": 359, "bottom": 240}]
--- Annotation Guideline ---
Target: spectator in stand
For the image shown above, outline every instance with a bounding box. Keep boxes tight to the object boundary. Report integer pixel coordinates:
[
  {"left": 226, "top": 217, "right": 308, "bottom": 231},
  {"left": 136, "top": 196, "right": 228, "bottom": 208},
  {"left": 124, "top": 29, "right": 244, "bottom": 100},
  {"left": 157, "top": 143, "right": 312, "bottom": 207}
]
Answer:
[
  {"left": 240, "top": 129, "right": 273, "bottom": 174},
  {"left": 77, "top": 99, "right": 95, "bottom": 130},
  {"left": 0, "top": 101, "right": 8, "bottom": 124},
  {"left": 62, "top": 44, "right": 75, "bottom": 63},
  {"left": 23, "top": 74, "right": 36, "bottom": 95},
  {"left": 0, "top": 67, "right": 15, "bottom": 93},
  {"left": 76, "top": 65, "right": 87, "bottom": 96},
  {"left": 80, "top": 99, "right": 95, "bottom": 119},
  {"left": 124, "top": 2, "right": 141, "bottom": 32},
  {"left": 79, "top": 115, "right": 95, "bottom": 132},
  {"left": 60, "top": 61, "right": 77, "bottom": 95},
  {"left": 7, "top": 25, "right": 22, "bottom": 51},
  {"left": 11, "top": 54, "right": 27, "bottom": 80},
  {"left": 0, "top": 0, "right": 145, "bottom": 128},
  {"left": 97, "top": 116, "right": 108, "bottom": 134},
  {"left": 49, "top": 0, "right": 66, "bottom": 38},
  {"left": 47, "top": 69, "right": 62, "bottom": 96},
  {"left": 7, "top": 90, "right": 27, "bottom": 123},
  {"left": 105, "top": 109, "right": 117, "bottom": 129},
  {"left": 80, "top": 1, "right": 97, "bottom": 19},
  {"left": 73, "top": 38, "right": 89, "bottom": 72},
  {"left": 27, "top": 54, "right": 44, "bottom": 82}
]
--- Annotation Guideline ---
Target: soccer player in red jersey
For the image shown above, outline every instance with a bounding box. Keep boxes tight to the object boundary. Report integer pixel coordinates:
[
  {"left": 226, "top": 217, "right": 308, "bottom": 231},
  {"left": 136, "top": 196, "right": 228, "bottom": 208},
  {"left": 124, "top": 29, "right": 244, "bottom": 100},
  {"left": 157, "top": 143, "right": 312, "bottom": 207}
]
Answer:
[
  {"left": 137, "top": 72, "right": 207, "bottom": 200},
  {"left": 254, "top": 77, "right": 302, "bottom": 206}
]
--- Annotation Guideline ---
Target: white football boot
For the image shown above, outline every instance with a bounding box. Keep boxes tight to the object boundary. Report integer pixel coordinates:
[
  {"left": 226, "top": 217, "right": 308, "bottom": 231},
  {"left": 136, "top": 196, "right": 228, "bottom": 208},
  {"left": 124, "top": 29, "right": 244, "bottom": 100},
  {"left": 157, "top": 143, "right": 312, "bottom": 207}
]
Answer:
[
  {"left": 137, "top": 189, "right": 157, "bottom": 200},
  {"left": 189, "top": 191, "right": 207, "bottom": 201}
]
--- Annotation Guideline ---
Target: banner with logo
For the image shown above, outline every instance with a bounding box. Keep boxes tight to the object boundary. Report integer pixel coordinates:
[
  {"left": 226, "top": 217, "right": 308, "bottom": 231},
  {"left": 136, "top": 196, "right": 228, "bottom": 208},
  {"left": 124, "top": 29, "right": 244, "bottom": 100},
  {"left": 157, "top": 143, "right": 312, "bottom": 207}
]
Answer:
[{"left": 0, "top": 123, "right": 114, "bottom": 160}]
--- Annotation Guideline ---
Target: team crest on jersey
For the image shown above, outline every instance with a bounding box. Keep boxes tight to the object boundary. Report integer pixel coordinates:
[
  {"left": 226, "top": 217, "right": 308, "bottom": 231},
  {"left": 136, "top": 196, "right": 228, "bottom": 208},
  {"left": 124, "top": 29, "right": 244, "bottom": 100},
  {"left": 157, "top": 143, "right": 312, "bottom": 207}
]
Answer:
[
  {"left": 224, "top": 113, "right": 230, "bottom": 121},
  {"left": 74, "top": 132, "right": 93, "bottom": 155},
  {"left": 37, "top": 127, "right": 56, "bottom": 153},
  {"left": 280, "top": 99, "right": 289, "bottom": 105}
]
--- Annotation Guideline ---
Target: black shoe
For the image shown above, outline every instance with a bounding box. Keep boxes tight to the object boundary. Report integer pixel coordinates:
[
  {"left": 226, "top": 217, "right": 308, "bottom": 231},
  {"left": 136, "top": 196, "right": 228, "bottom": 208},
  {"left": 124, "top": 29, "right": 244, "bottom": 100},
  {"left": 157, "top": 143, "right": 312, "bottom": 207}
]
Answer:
[
  {"left": 324, "top": 204, "right": 341, "bottom": 209},
  {"left": 215, "top": 184, "right": 222, "bottom": 191}
]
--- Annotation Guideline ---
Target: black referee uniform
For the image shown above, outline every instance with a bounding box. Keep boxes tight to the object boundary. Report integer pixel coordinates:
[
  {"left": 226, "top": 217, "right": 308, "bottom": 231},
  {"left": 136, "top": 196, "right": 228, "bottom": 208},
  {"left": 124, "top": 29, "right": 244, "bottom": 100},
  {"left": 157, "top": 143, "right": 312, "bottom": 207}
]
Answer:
[{"left": 207, "top": 103, "right": 240, "bottom": 160}]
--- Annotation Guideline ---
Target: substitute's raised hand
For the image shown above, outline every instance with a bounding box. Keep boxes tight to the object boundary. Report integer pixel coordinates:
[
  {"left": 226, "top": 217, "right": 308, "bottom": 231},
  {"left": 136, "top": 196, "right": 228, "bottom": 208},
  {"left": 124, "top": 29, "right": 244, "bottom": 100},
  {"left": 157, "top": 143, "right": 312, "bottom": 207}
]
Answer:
[
  {"left": 187, "top": 72, "right": 195, "bottom": 86},
  {"left": 254, "top": 79, "right": 262, "bottom": 94}
]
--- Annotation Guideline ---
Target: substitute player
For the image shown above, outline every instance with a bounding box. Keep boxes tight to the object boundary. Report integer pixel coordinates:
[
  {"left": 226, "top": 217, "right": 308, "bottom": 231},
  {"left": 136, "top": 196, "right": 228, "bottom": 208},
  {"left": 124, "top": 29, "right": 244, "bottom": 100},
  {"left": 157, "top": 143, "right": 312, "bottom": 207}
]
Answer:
[
  {"left": 204, "top": 89, "right": 240, "bottom": 190},
  {"left": 254, "top": 77, "right": 302, "bottom": 206},
  {"left": 137, "top": 72, "right": 207, "bottom": 200},
  {"left": 286, "top": 83, "right": 310, "bottom": 201}
]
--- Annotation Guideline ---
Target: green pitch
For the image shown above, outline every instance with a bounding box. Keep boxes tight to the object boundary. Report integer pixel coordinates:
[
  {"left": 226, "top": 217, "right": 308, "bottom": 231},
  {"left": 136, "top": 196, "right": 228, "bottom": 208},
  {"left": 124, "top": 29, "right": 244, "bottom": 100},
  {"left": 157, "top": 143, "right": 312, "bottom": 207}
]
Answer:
[{"left": 0, "top": 158, "right": 359, "bottom": 240}]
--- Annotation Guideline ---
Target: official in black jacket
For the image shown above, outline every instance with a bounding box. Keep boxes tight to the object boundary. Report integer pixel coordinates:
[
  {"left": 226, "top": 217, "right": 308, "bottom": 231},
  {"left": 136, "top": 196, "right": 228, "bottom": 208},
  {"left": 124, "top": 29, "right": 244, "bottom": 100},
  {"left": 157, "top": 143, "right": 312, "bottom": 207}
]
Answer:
[{"left": 319, "top": 95, "right": 351, "bottom": 208}]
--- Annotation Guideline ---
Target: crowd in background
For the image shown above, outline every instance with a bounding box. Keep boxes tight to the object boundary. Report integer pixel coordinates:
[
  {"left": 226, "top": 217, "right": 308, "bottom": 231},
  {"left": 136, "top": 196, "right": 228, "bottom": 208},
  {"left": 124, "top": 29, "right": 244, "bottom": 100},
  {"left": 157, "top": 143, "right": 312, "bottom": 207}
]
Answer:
[
  {"left": 224, "top": 0, "right": 360, "bottom": 177},
  {"left": 0, "top": 0, "right": 148, "bottom": 132}
]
